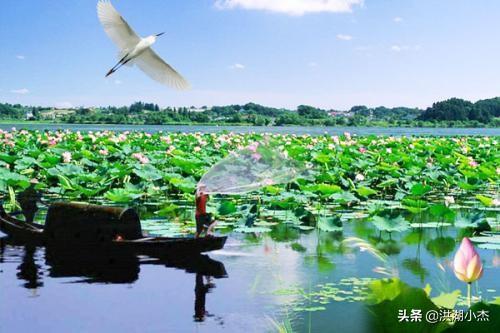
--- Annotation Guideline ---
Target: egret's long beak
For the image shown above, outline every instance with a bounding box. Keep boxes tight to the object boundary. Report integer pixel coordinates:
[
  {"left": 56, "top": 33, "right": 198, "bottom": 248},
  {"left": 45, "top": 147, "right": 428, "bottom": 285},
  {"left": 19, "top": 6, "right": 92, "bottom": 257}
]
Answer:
[{"left": 156, "top": 32, "right": 165, "bottom": 37}]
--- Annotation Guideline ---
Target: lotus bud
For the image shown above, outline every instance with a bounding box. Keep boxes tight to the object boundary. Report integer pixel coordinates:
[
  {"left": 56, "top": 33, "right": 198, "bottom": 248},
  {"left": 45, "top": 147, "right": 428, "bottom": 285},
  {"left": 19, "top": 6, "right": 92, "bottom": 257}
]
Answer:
[{"left": 453, "top": 237, "right": 483, "bottom": 283}]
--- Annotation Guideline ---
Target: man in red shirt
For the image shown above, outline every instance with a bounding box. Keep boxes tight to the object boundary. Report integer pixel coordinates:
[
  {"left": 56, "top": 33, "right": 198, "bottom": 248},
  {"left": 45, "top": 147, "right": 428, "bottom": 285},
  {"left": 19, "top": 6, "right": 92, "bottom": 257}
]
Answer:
[{"left": 195, "top": 186, "right": 216, "bottom": 238}]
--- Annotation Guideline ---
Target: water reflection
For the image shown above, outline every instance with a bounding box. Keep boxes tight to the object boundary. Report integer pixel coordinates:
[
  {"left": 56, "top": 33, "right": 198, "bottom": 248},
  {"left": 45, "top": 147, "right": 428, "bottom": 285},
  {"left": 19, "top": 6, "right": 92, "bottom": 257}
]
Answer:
[
  {"left": 17, "top": 245, "right": 43, "bottom": 289},
  {"left": 0, "top": 237, "right": 227, "bottom": 323}
]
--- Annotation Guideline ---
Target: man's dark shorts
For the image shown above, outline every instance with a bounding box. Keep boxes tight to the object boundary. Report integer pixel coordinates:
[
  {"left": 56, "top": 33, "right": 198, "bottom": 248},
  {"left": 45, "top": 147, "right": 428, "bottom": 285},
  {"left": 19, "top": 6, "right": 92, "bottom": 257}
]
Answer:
[{"left": 196, "top": 213, "right": 212, "bottom": 234}]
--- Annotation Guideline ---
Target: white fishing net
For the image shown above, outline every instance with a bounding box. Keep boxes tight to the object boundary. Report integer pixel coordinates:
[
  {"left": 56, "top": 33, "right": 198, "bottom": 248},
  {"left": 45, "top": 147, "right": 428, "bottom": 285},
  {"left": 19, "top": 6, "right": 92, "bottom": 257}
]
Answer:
[{"left": 197, "top": 141, "right": 304, "bottom": 195}]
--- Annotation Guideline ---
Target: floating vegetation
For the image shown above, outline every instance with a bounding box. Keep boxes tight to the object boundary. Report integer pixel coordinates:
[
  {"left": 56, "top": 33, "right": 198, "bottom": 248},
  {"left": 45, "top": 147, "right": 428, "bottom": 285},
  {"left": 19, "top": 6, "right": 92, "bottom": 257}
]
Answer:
[
  {"left": 271, "top": 277, "right": 375, "bottom": 312},
  {"left": 469, "top": 232, "right": 500, "bottom": 250},
  {"left": 0, "top": 130, "right": 498, "bottom": 238}
]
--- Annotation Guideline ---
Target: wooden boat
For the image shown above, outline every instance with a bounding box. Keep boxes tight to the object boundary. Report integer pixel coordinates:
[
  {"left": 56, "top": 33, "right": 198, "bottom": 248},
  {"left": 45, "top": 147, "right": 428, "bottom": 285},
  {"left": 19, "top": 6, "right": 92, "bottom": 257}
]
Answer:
[{"left": 0, "top": 202, "right": 226, "bottom": 255}]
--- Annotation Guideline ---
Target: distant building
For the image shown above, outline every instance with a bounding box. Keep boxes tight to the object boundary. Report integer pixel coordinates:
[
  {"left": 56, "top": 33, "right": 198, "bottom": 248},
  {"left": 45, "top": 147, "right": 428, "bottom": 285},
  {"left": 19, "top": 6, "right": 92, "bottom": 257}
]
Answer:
[
  {"left": 328, "top": 110, "right": 353, "bottom": 118},
  {"left": 189, "top": 106, "right": 212, "bottom": 113},
  {"left": 25, "top": 110, "right": 35, "bottom": 120}
]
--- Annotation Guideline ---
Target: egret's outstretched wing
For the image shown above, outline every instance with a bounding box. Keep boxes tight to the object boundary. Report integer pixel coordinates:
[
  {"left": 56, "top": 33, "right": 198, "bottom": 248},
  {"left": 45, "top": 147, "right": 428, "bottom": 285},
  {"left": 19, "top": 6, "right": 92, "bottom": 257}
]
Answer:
[
  {"left": 135, "top": 48, "right": 191, "bottom": 90},
  {"left": 97, "top": 0, "right": 140, "bottom": 50}
]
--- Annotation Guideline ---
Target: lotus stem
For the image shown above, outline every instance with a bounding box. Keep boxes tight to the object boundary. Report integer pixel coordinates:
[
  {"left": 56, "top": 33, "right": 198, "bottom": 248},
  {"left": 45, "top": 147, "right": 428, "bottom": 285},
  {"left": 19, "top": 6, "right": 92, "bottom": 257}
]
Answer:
[{"left": 467, "top": 282, "right": 471, "bottom": 308}]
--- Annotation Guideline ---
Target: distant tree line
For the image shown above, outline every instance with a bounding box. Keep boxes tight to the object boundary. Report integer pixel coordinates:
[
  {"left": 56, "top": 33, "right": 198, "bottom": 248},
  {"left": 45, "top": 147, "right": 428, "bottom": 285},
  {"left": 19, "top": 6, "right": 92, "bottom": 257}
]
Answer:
[
  {"left": 417, "top": 98, "right": 500, "bottom": 124},
  {"left": 1, "top": 97, "right": 499, "bottom": 127}
]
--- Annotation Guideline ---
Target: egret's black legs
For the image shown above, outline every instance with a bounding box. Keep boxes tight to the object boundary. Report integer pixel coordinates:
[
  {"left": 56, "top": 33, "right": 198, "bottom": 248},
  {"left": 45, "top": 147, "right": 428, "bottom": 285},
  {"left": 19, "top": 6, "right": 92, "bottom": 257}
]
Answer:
[{"left": 105, "top": 54, "right": 130, "bottom": 77}]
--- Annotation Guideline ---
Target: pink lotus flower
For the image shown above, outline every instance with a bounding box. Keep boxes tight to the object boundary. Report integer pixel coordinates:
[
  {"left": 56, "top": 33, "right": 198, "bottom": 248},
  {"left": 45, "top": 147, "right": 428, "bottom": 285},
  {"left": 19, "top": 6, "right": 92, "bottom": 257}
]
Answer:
[
  {"left": 166, "top": 146, "right": 175, "bottom": 154},
  {"left": 251, "top": 153, "right": 262, "bottom": 161},
  {"left": 62, "top": 152, "right": 72, "bottom": 163},
  {"left": 161, "top": 136, "right": 172, "bottom": 144},
  {"left": 468, "top": 159, "right": 478, "bottom": 168},
  {"left": 117, "top": 134, "right": 127, "bottom": 142},
  {"left": 359, "top": 147, "right": 367, "bottom": 153},
  {"left": 262, "top": 178, "right": 274, "bottom": 186},
  {"left": 99, "top": 149, "right": 109, "bottom": 156},
  {"left": 355, "top": 174, "right": 365, "bottom": 181},
  {"left": 453, "top": 237, "right": 483, "bottom": 283},
  {"left": 247, "top": 142, "right": 259, "bottom": 153},
  {"left": 444, "top": 196, "right": 455, "bottom": 207},
  {"left": 132, "top": 153, "right": 149, "bottom": 164}
]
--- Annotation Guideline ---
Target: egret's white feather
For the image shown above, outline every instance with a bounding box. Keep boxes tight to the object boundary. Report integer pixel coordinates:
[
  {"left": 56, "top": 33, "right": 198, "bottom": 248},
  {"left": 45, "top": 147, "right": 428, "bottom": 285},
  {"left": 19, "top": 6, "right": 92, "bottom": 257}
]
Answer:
[
  {"left": 135, "top": 49, "right": 191, "bottom": 90},
  {"left": 97, "top": 1, "right": 140, "bottom": 50}
]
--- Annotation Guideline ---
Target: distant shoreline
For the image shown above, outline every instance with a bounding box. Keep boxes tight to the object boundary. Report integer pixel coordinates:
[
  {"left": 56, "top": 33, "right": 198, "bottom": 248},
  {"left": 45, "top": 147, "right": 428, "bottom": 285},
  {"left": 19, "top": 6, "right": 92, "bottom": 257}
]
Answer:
[
  {"left": 2, "top": 98, "right": 499, "bottom": 128},
  {"left": 1, "top": 123, "right": 499, "bottom": 137}
]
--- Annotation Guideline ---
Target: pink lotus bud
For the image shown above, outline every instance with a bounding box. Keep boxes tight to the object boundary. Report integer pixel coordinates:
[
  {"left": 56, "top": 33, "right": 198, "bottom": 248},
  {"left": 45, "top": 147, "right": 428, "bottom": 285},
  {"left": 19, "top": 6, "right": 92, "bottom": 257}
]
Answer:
[{"left": 453, "top": 237, "right": 483, "bottom": 283}]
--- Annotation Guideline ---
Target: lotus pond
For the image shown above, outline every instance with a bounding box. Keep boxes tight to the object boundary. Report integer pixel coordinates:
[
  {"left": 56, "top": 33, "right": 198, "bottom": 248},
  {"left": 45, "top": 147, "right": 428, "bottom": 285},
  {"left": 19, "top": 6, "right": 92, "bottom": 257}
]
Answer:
[{"left": 0, "top": 129, "right": 499, "bottom": 332}]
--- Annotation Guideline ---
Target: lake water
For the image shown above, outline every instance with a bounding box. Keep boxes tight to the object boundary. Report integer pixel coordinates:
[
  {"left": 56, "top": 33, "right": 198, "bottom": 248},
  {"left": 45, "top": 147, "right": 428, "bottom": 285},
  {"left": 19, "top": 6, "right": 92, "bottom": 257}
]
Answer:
[
  {"left": 1, "top": 123, "right": 499, "bottom": 136},
  {"left": 1, "top": 204, "right": 498, "bottom": 333},
  {"left": 0, "top": 125, "right": 498, "bottom": 332}
]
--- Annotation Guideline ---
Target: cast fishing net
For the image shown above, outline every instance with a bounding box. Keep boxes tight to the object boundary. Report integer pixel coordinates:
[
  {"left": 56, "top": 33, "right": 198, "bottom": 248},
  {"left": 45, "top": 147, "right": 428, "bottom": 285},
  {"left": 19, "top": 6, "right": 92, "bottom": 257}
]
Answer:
[{"left": 197, "top": 140, "right": 305, "bottom": 195}]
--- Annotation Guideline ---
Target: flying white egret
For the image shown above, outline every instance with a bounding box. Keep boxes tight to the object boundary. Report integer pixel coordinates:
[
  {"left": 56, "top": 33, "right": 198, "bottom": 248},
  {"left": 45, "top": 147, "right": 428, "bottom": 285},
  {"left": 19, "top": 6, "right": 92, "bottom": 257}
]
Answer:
[{"left": 97, "top": 0, "right": 190, "bottom": 90}]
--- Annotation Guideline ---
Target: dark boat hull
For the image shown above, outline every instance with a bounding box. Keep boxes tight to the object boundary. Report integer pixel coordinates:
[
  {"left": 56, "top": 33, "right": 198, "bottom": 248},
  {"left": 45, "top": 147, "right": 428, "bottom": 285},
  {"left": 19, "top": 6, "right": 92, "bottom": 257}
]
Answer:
[
  {"left": 0, "top": 213, "right": 44, "bottom": 244},
  {"left": 0, "top": 214, "right": 226, "bottom": 255},
  {"left": 114, "top": 236, "right": 227, "bottom": 257}
]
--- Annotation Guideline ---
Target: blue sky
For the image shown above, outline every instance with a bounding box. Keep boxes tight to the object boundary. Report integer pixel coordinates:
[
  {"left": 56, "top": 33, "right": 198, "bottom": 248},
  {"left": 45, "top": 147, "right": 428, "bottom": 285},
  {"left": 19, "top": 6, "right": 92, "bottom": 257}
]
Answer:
[{"left": 1, "top": 0, "right": 500, "bottom": 110}]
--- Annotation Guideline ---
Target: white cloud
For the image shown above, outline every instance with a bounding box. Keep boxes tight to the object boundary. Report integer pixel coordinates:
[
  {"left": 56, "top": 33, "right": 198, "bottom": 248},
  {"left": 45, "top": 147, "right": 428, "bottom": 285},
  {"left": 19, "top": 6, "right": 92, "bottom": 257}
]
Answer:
[
  {"left": 215, "top": 0, "right": 364, "bottom": 16},
  {"left": 391, "top": 45, "right": 402, "bottom": 52},
  {"left": 393, "top": 17, "right": 403, "bottom": 23},
  {"left": 337, "top": 34, "right": 353, "bottom": 41},
  {"left": 16, "top": 55, "right": 25, "bottom": 60},
  {"left": 114, "top": 79, "right": 122, "bottom": 85},
  {"left": 10, "top": 88, "right": 29, "bottom": 94},
  {"left": 307, "top": 61, "right": 318, "bottom": 68},
  {"left": 229, "top": 63, "right": 246, "bottom": 70},
  {"left": 55, "top": 101, "right": 74, "bottom": 109},
  {"left": 391, "top": 45, "right": 421, "bottom": 52}
]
